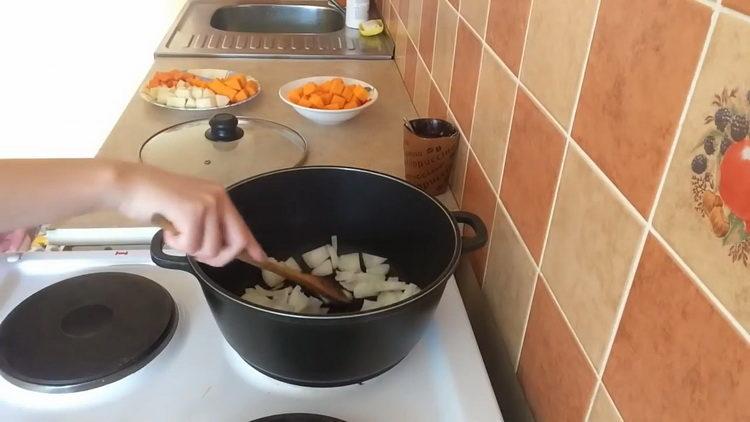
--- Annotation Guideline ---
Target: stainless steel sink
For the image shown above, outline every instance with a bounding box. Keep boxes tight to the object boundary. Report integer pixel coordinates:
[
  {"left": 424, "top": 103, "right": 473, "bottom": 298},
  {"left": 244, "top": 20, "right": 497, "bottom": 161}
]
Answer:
[
  {"left": 210, "top": 4, "right": 344, "bottom": 33},
  {"left": 156, "top": 0, "right": 393, "bottom": 59}
]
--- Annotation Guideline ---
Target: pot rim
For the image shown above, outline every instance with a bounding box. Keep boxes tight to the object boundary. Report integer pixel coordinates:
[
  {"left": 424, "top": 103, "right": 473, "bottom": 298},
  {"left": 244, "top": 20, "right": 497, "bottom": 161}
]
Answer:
[{"left": 187, "top": 166, "right": 462, "bottom": 320}]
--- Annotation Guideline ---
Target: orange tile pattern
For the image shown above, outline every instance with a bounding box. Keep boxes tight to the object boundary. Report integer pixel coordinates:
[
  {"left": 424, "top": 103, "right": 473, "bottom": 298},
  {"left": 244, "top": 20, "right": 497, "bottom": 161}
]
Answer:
[{"left": 382, "top": 0, "right": 750, "bottom": 418}]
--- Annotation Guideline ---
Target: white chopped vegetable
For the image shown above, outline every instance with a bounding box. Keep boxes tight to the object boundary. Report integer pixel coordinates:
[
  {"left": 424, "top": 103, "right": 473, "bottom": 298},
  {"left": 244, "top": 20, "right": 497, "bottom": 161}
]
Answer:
[
  {"left": 148, "top": 87, "right": 160, "bottom": 98},
  {"left": 191, "top": 87, "right": 204, "bottom": 99},
  {"left": 215, "top": 95, "right": 230, "bottom": 107},
  {"left": 352, "top": 280, "right": 407, "bottom": 299},
  {"left": 360, "top": 299, "right": 379, "bottom": 311},
  {"left": 288, "top": 286, "right": 309, "bottom": 312},
  {"left": 311, "top": 259, "right": 333, "bottom": 276},
  {"left": 338, "top": 253, "right": 361, "bottom": 272},
  {"left": 302, "top": 245, "right": 329, "bottom": 268},
  {"left": 195, "top": 97, "right": 214, "bottom": 109},
  {"left": 174, "top": 88, "right": 191, "bottom": 98},
  {"left": 362, "top": 253, "right": 387, "bottom": 268},
  {"left": 335, "top": 271, "right": 356, "bottom": 283},
  {"left": 284, "top": 257, "right": 302, "bottom": 272},
  {"left": 331, "top": 235, "right": 338, "bottom": 252},
  {"left": 376, "top": 291, "right": 402, "bottom": 306},
  {"left": 241, "top": 289, "right": 273, "bottom": 307},
  {"left": 387, "top": 276, "right": 400, "bottom": 282},
  {"left": 166, "top": 96, "right": 187, "bottom": 108},
  {"left": 326, "top": 245, "right": 338, "bottom": 269},
  {"left": 156, "top": 89, "right": 174, "bottom": 105},
  {"left": 355, "top": 272, "right": 386, "bottom": 283},
  {"left": 366, "top": 263, "right": 390, "bottom": 275},
  {"left": 399, "top": 283, "right": 420, "bottom": 301},
  {"left": 185, "top": 98, "right": 197, "bottom": 108},
  {"left": 261, "top": 257, "right": 285, "bottom": 288},
  {"left": 176, "top": 80, "right": 187, "bottom": 89},
  {"left": 202, "top": 88, "right": 215, "bottom": 98}
]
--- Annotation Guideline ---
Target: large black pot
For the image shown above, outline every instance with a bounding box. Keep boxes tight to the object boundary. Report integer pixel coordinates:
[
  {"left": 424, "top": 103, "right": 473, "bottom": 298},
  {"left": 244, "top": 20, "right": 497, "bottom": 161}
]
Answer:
[{"left": 150, "top": 167, "right": 486, "bottom": 387}]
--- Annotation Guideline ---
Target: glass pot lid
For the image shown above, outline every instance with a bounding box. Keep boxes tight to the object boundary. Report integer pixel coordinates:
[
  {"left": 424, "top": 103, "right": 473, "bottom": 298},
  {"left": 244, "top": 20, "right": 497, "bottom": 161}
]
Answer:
[{"left": 139, "top": 113, "right": 308, "bottom": 187}]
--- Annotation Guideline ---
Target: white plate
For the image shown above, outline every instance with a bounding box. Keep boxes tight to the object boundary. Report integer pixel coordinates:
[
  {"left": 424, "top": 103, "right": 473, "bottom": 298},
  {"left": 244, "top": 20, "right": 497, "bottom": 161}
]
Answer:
[
  {"left": 278, "top": 76, "right": 378, "bottom": 125},
  {"left": 140, "top": 68, "right": 261, "bottom": 111}
]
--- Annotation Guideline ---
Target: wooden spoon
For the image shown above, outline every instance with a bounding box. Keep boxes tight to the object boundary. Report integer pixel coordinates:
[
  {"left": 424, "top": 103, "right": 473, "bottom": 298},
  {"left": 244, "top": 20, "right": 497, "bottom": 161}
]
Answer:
[{"left": 151, "top": 214, "right": 352, "bottom": 304}]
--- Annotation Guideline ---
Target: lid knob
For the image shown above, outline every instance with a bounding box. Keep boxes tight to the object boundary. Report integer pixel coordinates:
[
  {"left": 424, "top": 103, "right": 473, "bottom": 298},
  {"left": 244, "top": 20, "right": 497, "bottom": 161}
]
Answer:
[{"left": 205, "top": 113, "right": 244, "bottom": 142}]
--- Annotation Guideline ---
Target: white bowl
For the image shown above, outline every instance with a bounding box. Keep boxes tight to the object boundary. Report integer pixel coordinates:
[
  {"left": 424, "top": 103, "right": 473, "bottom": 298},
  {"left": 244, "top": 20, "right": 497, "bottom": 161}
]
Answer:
[{"left": 278, "top": 76, "right": 378, "bottom": 125}]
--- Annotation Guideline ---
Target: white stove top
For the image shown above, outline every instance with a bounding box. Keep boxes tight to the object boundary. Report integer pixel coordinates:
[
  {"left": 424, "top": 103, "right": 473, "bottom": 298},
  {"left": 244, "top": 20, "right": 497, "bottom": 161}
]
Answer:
[{"left": 0, "top": 250, "right": 502, "bottom": 422}]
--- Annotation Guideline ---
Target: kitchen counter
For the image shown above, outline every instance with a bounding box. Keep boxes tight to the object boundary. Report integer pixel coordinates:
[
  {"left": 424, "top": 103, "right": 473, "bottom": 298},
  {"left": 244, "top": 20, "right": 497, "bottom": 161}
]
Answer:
[{"left": 56, "top": 58, "right": 457, "bottom": 229}]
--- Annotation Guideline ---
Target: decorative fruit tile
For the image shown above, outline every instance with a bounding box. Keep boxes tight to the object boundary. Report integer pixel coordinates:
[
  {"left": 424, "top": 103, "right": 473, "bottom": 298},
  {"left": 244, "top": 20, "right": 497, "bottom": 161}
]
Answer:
[
  {"left": 449, "top": 135, "right": 470, "bottom": 207},
  {"left": 724, "top": 0, "right": 750, "bottom": 15},
  {"left": 517, "top": 278, "right": 598, "bottom": 422},
  {"left": 459, "top": 0, "right": 489, "bottom": 37},
  {"left": 520, "top": 0, "right": 598, "bottom": 129},
  {"left": 541, "top": 146, "right": 645, "bottom": 370},
  {"left": 432, "top": 0, "right": 459, "bottom": 99},
  {"left": 404, "top": 39, "right": 418, "bottom": 98},
  {"left": 653, "top": 14, "right": 750, "bottom": 331},
  {"left": 485, "top": 0, "right": 532, "bottom": 75},
  {"left": 461, "top": 153, "right": 498, "bottom": 280},
  {"left": 449, "top": 20, "right": 483, "bottom": 138},
  {"left": 406, "top": 0, "right": 423, "bottom": 44},
  {"left": 604, "top": 236, "right": 750, "bottom": 421},
  {"left": 419, "top": 0, "right": 438, "bottom": 70},
  {"left": 470, "top": 47, "right": 517, "bottom": 189},
  {"left": 571, "top": 0, "right": 711, "bottom": 216},
  {"left": 499, "top": 90, "right": 565, "bottom": 263},
  {"left": 588, "top": 385, "right": 623, "bottom": 422},
  {"left": 413, "top": 59, "right": 431, "bottom": 116},
  {"left": 427, "top": 81, "right": 448, "bottom": 119},
  {"left": 482, "top": 205, "right": 537, "bottom": 366}
]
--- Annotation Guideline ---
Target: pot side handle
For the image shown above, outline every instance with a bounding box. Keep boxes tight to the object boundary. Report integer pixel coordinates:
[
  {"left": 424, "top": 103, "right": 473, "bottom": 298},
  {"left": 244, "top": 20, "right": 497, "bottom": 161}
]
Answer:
[
  {"left": 150, "top": 230, "right": 193, "bottom": 272},
  {"left": 452, "top": 211, "right": 488, "bottom": 253}
]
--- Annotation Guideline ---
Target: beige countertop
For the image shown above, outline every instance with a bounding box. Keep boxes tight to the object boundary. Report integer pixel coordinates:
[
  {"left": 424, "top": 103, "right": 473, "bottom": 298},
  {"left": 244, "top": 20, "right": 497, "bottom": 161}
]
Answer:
[{"left": 56, "top": 57, "right": 457, "bottom": 229}]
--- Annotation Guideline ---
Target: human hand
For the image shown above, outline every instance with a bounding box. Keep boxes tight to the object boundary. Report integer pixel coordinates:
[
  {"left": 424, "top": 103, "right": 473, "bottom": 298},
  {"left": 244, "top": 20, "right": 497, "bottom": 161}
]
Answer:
[{"left": 109, "top": 162, "right": 266, "bottom": 266}]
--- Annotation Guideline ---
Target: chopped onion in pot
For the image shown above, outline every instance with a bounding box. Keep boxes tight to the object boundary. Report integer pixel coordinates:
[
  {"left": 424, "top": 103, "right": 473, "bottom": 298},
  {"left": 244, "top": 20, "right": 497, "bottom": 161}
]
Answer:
[
  {"left": 311, "top": 259, "right": 334, "bottom": 276},
  {"left": 326, "top": 245, "right": 339, "bottom": 269},
  {"left": 365, "top": 263, "right": 390, "bottom": 275},
  {"left": 335, "top": 270, "right": 356, "bottom": 282},
  {"left": 362, "top": 253, "right": 387, "bottom": 268},
  {"left": 284, "top": 257, "right": 302, "bottom": 272},
  {"left": 261, "top": 257, "right": 285, "bottom": 288},
  {"left": 337, "top": 253, "right": 361, "bottom": 272},
  {"left": 302, "top": 246, "right": 329, "bottom": 268}
]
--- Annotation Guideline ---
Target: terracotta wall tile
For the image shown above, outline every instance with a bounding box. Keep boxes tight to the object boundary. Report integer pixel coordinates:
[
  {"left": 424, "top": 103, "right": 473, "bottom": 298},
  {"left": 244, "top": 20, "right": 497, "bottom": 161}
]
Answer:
[
  {"left": 518, "top": 278, "right": 597, "bottom": 422},
  {"left": 449, "top": 21, "right": 483, "bottom": 138},
  {"left": 482, "top": 206, "right": 537, "bottom": 366},
  {"left": 653, "top": 14, "right": 750, "bottom": 332},
  {"left": 470, "top": 48, "right": 516, "bottom": 189},
  {"left": 427, "top": 82, "right": 447, "bottom": 119},
  {"left": 406, "top": 0, "right": 423, "bottom": 44},
  {"left": 418, "top": 0, "right": 438, "bottom": 70},
  {"left": 571, "top": 0, "right": 711, "bottom": 216},
  {"left": 460, "top": 0, "right": 489, "bottom": 36},
  {"left": 432, "top": 0, "right": 459, "bottom": 98},
  {"left": 413, "top": 59, "right": 431, "bottom": 116},
  {"left": 589, "top": 384, "right": 623, "bottom": 422},
  {"left": 724, "top": 0, "right": 750, "bottom": 15},
  {"left": 499, "top": 91, "right": 565, "bottom": 262},
  {"left": 485, "top": 0, "right": 532, "bottom": 75},
  {"left": 520, "top": 0, "right": 598, "bottom": 129},
  {"left": 541, "top": 147, "right": 644, "bottom": 369},
  {"left": 461, "top": 153, "right": 498, "bottom": 279},
  {"left": 450, "top": 135, "right": 470, "bottom": 207},
  {"left": 604, "top": 236, "right": 750, "bottom": 421},
  {"left": 394, "top": 19, "right": 408, "bottom": 75},
  {"left": 398, "top": 0, "right": 410, "bottom": 26},
  {"left": 404, "top": 40, "right": 418, "bottom": 98},
  {"left": 447, "top": 0, "right": 458, "bottom": 11}
]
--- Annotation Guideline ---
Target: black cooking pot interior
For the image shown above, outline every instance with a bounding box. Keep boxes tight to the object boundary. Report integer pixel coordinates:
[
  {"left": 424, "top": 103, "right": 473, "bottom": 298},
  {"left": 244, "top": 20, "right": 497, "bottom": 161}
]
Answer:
[{"left": 151, "top": 167, "right": 486, "bottom": 386}]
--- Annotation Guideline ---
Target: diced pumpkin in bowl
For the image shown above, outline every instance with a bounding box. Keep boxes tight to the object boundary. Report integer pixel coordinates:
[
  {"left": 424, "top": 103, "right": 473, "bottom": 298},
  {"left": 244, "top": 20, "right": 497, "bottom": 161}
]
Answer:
[
  {"left": 208, "top": 80, "right": 238, "bottom": 98},
  {"left": 331, "top": 95, "right": 346, "bottom": 108},
  {"left": 225, "top": 78, "right": 243, "bottom": 91},
  {"left": 309, "top": 94, "right": 325, "bottom": 109},
  {"left": 353, "top": 85, "right": 369, "bottom": 102},
  {"left": 302, "top": 82, "right": 317, "bottom": 96},
  {"left": 330, "top": 78, "right": 345, "bottom": 95},
  {"left": 343, "top": 99, "right": 359, "bottom": 109},
  {"left": 324, "top": 103, "right": 342, "bottom": 110},
  {"left": 288, "top": 88, "right": 303, "bottom": 103},
  {"left": 319, "top": 80, "right": 332, "bottom": 93},
  {"left": 299, "top": 96, "right": 312, "bottom": 108},
  {"left": 341, "top": 86, "right": 354, "bottom": 102},
  {"left": 233, "top": 90, "right": 249, "bottom": 103},
  {"left": 320, "top": 92, "right": 333, "bottom": 105}
]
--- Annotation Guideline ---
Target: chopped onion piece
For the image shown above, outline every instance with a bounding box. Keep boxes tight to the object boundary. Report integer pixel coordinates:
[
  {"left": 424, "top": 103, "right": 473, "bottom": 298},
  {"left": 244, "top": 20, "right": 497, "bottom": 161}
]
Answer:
[
  {"left": 241, "top": 289, "right": 273, "bottom": 306},
  {"left": 399, "top": 283, "right": 420, "bottom": 301},
  {"left": 366, "top": 263, "right": 390, "bottom": 275},
  {"left": 331, "top": 235, "right": 338, "bottom": 253},
  {"left": 335, "top": 271, "right": 356, "bottom": 282},
  {"left": 302, "top": 245, "right": 329, "bottom": 268},
  {"left": 387, "top": 276, "right": 400, "bottom": 282},
  {"left": 360, "top": 299, "right": 379, "bottom": 311},
  {"left": 261, "top": 257, "right": 285, "bottom": 288},
  {"left": 352, "top": 280, "right": 407, "bottom": 298},
  {"left": 355, "top": 272, "right": 386, "bottom": 283},
  {"left": 362, "top": 253, "right": 387, "bottom": 268},
  {"left": 337, "top": 253, "right": 361, "bottom": 272},
  {"left": 288, "top": 286, "right": 309, "bottom": 312},
  {"left": 284, "top": 257, "right": 302, "bottom": 272},
  {"left": 376, "top": 291, "right": 402, "bottom": 306},
  {"left": 311, "top": 259, "right": 334, "bottom": 276},
  {"left": 326, "top": 245, "right": 339, "bottom": 269}
]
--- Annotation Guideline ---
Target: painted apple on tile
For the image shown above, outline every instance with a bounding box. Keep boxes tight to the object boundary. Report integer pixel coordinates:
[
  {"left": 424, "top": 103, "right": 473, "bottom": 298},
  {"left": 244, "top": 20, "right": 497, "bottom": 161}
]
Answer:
[{"left": 691, "top": 87, "right": 750, "bottom": 266}]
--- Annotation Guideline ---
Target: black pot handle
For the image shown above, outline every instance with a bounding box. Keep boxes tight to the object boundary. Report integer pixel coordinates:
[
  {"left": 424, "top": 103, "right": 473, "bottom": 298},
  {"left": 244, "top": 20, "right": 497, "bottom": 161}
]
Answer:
[
  {"left": 150, "top": 230, "right": 192, "bottom": 272},
  {"left": 453, "top": 211, "right": 488, "bottom": 253}
]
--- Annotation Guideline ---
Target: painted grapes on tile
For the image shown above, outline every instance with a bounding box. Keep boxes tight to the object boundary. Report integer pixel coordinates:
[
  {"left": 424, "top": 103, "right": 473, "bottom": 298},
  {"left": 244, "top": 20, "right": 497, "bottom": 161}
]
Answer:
[{"left": 689, "top": 87, "right": 750, "bottom": 265}]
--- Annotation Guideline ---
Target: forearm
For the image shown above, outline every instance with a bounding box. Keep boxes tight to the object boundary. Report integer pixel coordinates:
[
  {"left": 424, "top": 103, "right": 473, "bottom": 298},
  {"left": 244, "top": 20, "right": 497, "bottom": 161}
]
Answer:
[{"left": 0, "top": 159, "right": 126, "bottom": 232}]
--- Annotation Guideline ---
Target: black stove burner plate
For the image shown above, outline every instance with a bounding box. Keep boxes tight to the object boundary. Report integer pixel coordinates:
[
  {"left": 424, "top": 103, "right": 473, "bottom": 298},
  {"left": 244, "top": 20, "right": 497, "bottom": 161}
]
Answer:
[
  {"left": 0, "top": 272, "right": 177, "bottom": 393},
  {"left": 251, "top": 414, "right": 345, "bottom": 422}
]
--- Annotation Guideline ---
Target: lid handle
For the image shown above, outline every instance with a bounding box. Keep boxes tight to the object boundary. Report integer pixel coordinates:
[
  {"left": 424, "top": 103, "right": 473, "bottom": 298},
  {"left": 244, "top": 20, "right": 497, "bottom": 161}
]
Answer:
[{"left": 205, "top": 113, "right": 244, "bottom": 142}]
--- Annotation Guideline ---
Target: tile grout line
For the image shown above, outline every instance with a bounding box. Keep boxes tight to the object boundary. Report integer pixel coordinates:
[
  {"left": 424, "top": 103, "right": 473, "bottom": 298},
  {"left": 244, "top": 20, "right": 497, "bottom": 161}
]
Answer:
[
  {"left": 582, "top": 379, "right": 602, "bottom": 421},
  {"left": 650, "top": 228, "right": 750, "bottom": 342}
]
